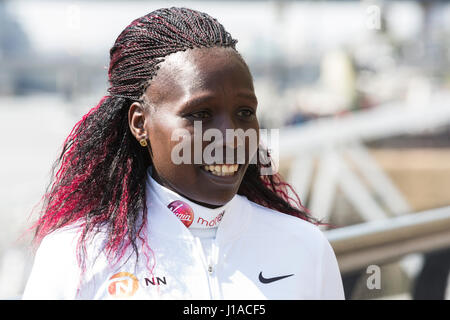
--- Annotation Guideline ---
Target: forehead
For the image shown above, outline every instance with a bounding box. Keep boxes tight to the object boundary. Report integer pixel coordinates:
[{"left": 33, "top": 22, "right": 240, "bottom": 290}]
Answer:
[{"left": 144, "top": 47, "right": 254, "bottom": 106}]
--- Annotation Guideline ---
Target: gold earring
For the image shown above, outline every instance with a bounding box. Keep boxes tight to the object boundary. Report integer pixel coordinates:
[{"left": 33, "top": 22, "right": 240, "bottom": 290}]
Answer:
[{"left": 139, "top": 138, "right": 148, "bottom": 147}]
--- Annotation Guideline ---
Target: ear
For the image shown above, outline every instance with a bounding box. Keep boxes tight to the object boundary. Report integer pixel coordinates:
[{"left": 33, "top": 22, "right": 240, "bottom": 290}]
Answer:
[{"left": 128, "top": 101, "right": 147, "bottom": 142}]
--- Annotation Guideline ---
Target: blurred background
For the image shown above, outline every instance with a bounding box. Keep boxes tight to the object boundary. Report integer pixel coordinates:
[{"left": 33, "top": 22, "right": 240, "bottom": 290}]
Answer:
[{"left": 0, "top": 0, "right": 449, "bottom": 299}]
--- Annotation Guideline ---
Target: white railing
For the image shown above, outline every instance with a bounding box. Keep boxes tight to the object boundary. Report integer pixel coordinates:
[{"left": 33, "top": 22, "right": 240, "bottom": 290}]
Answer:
[
  {"left": 279, "top": 95, "right": 450, "bottom": 275},
  {"left": 324, "top": 206, "right": 450, "bottom": 274},
  {"left": 279, "top": 97, "right": 450, "bottom": 155}
]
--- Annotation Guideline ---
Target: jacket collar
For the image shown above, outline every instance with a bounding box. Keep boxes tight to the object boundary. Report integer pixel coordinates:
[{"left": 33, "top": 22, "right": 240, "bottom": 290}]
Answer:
[
  {"left": 144, "top": 166, "right": 251, "bottom": 245},
  {"left": 147, "top": 167, "right": 231, "bottom": 230}
]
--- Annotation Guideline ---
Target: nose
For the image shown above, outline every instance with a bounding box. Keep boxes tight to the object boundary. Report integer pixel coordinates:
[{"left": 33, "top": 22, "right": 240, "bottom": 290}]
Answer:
[
  {"left": 214, "top": 113, "right": 243, "bottom": 149},
  {"left": 204, "top": 114, "right": 248, "bottom": 164}
]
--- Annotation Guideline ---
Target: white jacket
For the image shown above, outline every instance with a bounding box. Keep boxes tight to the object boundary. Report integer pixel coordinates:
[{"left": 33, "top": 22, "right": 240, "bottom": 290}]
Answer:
[{"left": 23, "top": 168, "right": 345, "bottom": 300}]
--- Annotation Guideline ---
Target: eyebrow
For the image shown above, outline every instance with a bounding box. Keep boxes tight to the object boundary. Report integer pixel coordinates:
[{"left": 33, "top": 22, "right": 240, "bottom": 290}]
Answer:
[
  {"left": 180, "top": 94, "right": 216, "bottom": 111},
  {"left": 236, "top": 92, "right": 258, "bottom": 104},
  {"left": 180, "top": 91, "right": 258, "bottom": 111}
]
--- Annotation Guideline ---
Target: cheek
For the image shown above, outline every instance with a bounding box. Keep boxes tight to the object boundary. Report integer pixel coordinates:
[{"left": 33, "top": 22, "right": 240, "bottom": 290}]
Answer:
[
  {"left": 148, "top": 128, "right": 173, "bottom": 163},
  {"left": 252, "top": 123, "right": 260, "bottom": 155},
  {"left": 147, "top": 121, "right": 197, "bottom": 176},
  {"left": 242, "top": 122, "right": 260, "bottom": 164}
]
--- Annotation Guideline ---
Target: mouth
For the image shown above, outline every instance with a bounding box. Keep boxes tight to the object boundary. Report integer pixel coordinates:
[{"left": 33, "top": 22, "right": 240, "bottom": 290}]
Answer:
[
  {"left": 201, "top": 164, "right": 240, "bottom": 176},
  {"left": 199, "top": 163, "right": 243, "bottom": 185}
]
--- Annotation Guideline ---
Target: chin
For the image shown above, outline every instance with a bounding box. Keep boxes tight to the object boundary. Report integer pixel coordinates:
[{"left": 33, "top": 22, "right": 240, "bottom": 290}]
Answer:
[{"left": 188, "top": 191, "right": 237, "bottom": 209}]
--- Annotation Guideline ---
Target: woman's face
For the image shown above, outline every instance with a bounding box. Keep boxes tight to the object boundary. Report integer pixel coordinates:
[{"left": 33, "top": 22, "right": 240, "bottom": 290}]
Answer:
[{"left": 129, "top": 46, "right": 259, "bottom": 208}]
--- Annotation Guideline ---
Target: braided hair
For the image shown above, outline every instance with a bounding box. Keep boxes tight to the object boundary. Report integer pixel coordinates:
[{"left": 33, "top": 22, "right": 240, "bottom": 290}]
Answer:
[{"left": 29, "top": 7, "right": 319, "bottom": 274}]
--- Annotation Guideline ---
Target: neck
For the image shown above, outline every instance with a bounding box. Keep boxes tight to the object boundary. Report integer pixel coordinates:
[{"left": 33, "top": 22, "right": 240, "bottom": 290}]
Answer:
[
  {"left": 148, "top": 167, "right": 232, "bottom": 229},
  {"left": 151, "top": 169, "right": 223, "bottom": 209}
]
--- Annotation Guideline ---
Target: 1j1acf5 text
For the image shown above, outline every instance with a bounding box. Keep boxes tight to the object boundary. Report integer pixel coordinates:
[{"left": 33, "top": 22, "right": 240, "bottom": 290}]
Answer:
[{"left": 183, "top": 304, "right": 266, "bottom": 318}]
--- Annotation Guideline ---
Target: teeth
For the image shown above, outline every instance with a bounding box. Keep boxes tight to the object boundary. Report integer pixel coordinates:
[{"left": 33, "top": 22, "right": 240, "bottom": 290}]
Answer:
[{"left": 202, "top": 164, "right": 239, "bottom": 176}]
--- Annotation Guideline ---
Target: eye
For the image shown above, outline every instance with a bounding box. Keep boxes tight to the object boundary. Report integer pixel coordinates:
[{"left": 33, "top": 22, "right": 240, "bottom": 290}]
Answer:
[
  {"left": 188, "top": 110, "right": 211, "bottom": 119},
  {"left": 237, "top": 108, "right": 255, "bottom": 118}
]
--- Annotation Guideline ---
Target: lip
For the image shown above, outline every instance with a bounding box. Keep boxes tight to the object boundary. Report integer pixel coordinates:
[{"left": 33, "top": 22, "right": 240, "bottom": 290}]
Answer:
[{"left": 198, "top": 164, "right": 243, "bottom": 186}]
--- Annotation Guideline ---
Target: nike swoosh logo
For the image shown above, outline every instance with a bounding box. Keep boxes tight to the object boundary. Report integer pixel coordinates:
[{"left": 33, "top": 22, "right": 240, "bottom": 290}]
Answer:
[{"left": 258, "top": 272, "right": 294, "bottom": 284}]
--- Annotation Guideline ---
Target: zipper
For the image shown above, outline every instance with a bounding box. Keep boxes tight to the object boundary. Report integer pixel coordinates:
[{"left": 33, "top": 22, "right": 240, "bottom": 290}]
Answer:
[
  {"left": 194, "top": 237, "right": 221, "bottom": 299},
  {"left": 209, "top": 240, "right": 220, "bottom": 299}
]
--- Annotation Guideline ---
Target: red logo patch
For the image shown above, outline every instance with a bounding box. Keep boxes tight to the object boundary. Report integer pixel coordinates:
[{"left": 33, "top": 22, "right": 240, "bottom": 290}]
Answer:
[
  {"left": 168, "top": 200, "right": 194, "bottom": 228},
  {"left": 197, "top": 210, "right": 225, "bottom": 227}
]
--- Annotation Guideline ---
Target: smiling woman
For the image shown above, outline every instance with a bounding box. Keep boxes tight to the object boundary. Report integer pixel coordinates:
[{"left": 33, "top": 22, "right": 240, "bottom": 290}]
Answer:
[
  {"left": 131, "top": 46, "right": 260, "bottom": 207},
  {"left": 22, "top": 7, "right": 344, "bottom": 300}
]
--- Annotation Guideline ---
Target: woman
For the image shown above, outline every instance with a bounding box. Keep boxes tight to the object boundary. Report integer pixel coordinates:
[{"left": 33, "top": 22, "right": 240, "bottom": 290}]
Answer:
[{"left": 23, "top": 7, "right": 344, "bottom": 300}]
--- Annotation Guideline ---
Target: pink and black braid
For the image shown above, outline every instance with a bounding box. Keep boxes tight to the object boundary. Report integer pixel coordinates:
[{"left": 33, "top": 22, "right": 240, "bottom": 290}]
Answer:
[
  {"left": 107, "top": 7, "right": 237, "bottom": 101},
  {"left": 29, "top": 7, "right": 319, "bottom": 276}
]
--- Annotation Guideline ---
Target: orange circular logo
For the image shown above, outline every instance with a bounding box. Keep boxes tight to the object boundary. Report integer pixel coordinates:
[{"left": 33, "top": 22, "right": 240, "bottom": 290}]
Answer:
[{"left": 107, "top": 272, "right": 139, "bottom": 298}]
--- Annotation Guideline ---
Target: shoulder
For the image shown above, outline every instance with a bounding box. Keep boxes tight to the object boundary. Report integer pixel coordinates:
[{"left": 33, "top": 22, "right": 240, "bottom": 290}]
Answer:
[
  {"left": 36, "top": 224, "right": 83, "bottom": 257},
  {"left": 23, "top": 223, "right": 109, "bottom": 299},
  {"left": 32, "top": 222, "right": 109, "bottom": 272},
  {"left": 242, "top": 196, "right": 327, "bottom": 246},
  {"left": 241, "top": 197, "right": 345, "bottom": 299},
  {"left": 23, "top": 225, "right": 84, "bottom": 299}
]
